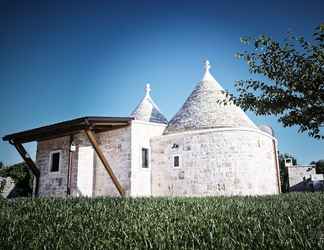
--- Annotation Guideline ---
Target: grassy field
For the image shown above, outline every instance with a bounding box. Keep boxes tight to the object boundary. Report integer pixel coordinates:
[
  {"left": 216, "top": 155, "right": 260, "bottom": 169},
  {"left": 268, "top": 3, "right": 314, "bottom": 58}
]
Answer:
[{"left": 0, "top": 192, "right": 323, "bottom": 249}]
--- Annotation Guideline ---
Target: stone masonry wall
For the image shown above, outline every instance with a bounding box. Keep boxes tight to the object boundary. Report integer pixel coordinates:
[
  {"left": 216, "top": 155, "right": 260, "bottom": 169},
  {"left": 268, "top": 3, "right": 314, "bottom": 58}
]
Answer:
[
  {"left": 36, "top": 136, "right": 70, "bottom": 197},
  {"left": 288, "top": 166, "right": 324, "bottom": 192},
  {"left": 151, "top": 128, "right": 279, "bottom": 196},
  {"left": 72, "top": 126, "right": 132, "bottom": 197},
  {"left": 94, "top": 127, "right": 131, "bottom": 197},
  {"left": 0, "top": 177, "right": 15, "bottom": 198},
  {"left": 36, "top": 126, "right": 132, "bottom": 197}
]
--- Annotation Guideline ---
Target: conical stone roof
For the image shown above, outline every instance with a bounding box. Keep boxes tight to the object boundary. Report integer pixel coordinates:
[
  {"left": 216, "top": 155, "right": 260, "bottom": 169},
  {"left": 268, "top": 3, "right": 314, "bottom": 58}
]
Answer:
[
  {"left": 164, "top": 60, "right": 257, "bottom": 134},
  {"left": 131, "top": 84, "right": 168, "bottom": 124}
]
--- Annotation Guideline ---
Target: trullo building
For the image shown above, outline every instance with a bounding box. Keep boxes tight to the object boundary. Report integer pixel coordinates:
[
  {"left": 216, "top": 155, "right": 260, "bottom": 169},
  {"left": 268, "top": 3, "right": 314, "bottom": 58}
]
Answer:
[{"left": 3, "top": 61, "right": 281, "bottom": 197}]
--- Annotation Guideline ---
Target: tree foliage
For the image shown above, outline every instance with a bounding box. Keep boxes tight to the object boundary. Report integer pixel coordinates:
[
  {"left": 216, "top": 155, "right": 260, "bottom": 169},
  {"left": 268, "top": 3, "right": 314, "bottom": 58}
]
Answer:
[
  {"left": 232, "top": 24, "right": 324, "bottom": 139},
  {"left": 315, "top": 159, "right": 324, "bottom": 174},
  {"left": 0, "top": 162, "right": 33, "bottom": 198}
]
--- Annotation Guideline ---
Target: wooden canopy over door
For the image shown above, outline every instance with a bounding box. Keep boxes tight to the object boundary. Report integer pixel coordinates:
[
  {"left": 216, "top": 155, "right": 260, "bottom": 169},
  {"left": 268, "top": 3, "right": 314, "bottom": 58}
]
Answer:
[{"left": 3, "top": 116, "right": 133, "bottom": 197}]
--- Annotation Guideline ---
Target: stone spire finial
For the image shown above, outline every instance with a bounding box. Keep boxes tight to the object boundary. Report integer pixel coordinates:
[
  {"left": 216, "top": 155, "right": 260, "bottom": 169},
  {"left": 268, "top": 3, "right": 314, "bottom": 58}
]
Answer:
[
  {"left": 204, "top": 60, "right": 211, "bottom": 72},
  {"left": 164, "top": 59, "right": 257, "bottom": 134},
  {"left": 130, "top": 83, "right": 168, "bottom": 124},
  {"left": 201, "top": 60, "right": 222, "bottom": 91},
  {"left": 145, "top": 83, "right": 151, "bottom": 97}
]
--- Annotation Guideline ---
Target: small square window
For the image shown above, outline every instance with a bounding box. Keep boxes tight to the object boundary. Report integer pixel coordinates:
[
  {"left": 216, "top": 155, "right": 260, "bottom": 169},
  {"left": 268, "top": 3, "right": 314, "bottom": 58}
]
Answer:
[
  {"left": 174, "top": 155, "right": 180, "bottom": 168},
  {"left": 142, "top": 148, "right": 149, "bottom": 168},
  {"left": 50, "top": 152, "right": 60, "bottom": 172}
]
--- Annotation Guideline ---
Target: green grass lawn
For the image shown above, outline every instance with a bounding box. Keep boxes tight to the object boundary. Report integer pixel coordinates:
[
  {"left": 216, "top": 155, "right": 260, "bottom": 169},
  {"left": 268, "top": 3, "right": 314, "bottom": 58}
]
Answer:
[{"left": 0, "top": 192, "right": 323, "bottom": 249}]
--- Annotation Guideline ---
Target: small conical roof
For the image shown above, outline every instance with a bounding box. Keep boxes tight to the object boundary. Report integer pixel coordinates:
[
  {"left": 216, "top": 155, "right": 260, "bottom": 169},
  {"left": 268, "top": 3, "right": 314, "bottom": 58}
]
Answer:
[
  {"left": 131, "top": 84, "right": 168, "bottom": 124},
  {"left": 164, "top": 60, "right": 257, "bottom": 134}
]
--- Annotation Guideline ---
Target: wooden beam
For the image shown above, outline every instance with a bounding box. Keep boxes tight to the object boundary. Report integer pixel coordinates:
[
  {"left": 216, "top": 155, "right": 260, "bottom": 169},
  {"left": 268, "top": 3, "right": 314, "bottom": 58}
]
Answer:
[
  {"left": 84, "top": 128, "right": 125, "bottom": 197},
  {"left": 12, "top": 141, "right": 40, "bottom": 196}
]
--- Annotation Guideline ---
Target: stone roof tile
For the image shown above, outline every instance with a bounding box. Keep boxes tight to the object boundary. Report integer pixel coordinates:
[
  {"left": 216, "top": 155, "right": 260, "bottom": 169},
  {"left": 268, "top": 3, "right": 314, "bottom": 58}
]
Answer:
[
  {"left": 164, "top": 61, "right": 257, "bottom": 134},
  {"left": 131, "top": 84, "right": 168, "bottom": 124}
]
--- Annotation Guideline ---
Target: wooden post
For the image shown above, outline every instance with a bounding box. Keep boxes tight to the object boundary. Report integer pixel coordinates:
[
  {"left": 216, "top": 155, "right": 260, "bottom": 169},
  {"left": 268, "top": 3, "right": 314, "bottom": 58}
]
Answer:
[
  {"left": 84, "top": 128, "right": 125, "bottom": 197},
  {"left": 272, "top": 139, "right": 281, "bottom": 193},
  {"left": 12, "top": 141, "right": 40, "bottom": 196}
]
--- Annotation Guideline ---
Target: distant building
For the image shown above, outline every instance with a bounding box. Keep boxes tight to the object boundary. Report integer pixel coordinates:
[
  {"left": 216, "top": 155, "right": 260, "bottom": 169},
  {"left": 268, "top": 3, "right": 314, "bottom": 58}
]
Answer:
[
  {"left": 287, "top": 163, "right": 324, "bottom": 192},
  {"left": 3, "top": 61, "right": 281, "bottom": 197}
]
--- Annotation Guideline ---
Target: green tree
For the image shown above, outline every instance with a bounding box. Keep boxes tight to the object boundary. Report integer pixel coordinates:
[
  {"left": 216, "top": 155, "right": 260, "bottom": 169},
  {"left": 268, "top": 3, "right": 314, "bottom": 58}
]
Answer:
[
  {"left": 315, "top": 159, "right": 324, "bottom": 174},
  {"left": 278, "top": 153, "right": 297, "bottom": 192},
  {"left": 231, "top": 24, "right": 324, "bottom": 139}
]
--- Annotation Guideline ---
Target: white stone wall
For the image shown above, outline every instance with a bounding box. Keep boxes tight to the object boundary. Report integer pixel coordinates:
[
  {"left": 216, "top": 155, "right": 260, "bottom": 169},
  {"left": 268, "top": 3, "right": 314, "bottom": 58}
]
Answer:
[
  {"left": 73, "top": 127, "right": 132, "bottom": 197},
  {"left": 151, "top": 128, "right": 280, "bottom": 196},
  {"left": 288, "top": 166, "right": 324, "bottom": 192},
  {"left": 130, "top": 120, "right": 166, "bottom": 197},
  {"left": 0, "top": 177, "right": 15, "bottom": 198},
  {"left": 36, "top": 126, "right": 132, "bottom": 197},
  {"left": 36, "top": 124, "right": 279, "bottom": 198}
]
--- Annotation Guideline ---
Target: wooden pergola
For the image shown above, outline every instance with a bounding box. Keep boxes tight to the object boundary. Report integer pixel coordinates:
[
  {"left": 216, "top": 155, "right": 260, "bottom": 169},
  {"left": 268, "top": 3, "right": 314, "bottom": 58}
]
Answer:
[{"left": 2, "top": 116, "right": 134, "bottom": 197}]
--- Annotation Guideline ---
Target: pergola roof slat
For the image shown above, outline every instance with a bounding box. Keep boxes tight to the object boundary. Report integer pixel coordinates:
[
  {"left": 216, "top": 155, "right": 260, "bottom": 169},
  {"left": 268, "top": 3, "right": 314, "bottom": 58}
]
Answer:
[{"left": 2, "top": 116, "right": 133, "bottom": 143}]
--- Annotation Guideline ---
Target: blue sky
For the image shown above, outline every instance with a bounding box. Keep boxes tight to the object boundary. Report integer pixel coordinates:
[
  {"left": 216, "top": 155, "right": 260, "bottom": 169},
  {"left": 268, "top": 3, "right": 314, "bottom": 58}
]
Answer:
[{"left": 0, "top": 0, "right": 323, "bottom": 165}]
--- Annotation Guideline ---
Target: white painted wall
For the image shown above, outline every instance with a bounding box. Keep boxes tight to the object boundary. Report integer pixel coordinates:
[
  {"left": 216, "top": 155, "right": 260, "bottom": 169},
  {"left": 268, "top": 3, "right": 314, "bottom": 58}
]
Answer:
[
  {"left": 77, "top": 146, "right": 94, "bottom": 197},
  {"left": 130, "top": 120, "right": 166, "bottom": 197}
]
